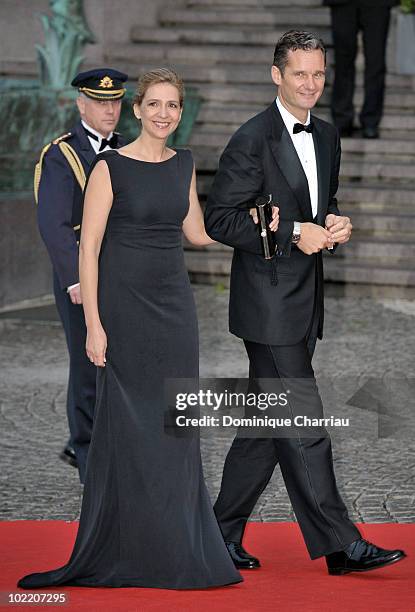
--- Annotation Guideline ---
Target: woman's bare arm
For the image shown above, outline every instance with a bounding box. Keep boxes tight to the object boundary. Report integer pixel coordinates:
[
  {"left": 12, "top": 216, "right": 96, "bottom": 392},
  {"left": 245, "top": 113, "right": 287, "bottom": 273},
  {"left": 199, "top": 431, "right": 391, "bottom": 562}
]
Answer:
[
  {"left": 79, "top": 159, "right": 113, "bottom": 366},
  {"left": 182, "top": 166, "right": 215, "bottom": 247},
  {"left": 182, "top": 166, "right": 279, "bottom": 246}
]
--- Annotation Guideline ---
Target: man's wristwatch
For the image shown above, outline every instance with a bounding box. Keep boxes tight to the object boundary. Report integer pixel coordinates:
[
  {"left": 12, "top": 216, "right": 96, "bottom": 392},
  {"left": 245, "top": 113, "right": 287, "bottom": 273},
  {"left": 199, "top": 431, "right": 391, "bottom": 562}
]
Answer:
[{"left": 292, "top": 221, "right": 301, "bottom": 244}]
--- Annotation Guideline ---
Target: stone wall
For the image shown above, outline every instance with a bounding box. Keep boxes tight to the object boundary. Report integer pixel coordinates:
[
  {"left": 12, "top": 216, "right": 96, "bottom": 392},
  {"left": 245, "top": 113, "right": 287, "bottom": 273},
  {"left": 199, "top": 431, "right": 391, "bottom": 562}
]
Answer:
[
  {"left": 0, "top": 193, "right": 52, "bottom": 309},
  {"left": 0, "top": 0, "right": 175, "bottom": 78}
]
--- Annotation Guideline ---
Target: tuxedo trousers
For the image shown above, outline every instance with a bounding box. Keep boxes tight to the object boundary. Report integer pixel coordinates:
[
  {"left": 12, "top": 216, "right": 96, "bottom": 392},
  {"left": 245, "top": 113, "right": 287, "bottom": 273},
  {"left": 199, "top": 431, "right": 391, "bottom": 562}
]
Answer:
[
  {"left": 330, "top": 5, "right": 391, "bottom": 129},
  {"left": 214, "top": 305, "right": 360, "bottom": 559},
  {"left": 53, "top": 272, "right": 96, "bottom": 483}
]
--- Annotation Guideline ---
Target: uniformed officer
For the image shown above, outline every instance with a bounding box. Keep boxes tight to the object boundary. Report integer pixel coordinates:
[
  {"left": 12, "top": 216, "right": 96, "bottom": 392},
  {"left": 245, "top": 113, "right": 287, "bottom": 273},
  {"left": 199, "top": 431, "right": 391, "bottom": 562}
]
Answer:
[{"left": 35, "top": 68, "right": 128, "bottom": 482}]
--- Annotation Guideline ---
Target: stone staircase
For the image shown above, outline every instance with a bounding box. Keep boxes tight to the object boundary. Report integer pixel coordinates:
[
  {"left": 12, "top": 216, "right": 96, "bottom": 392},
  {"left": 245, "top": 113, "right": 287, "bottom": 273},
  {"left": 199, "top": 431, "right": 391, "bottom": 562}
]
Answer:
[{"left": 106, "top": 0, "right": 415, "bottom": 291}]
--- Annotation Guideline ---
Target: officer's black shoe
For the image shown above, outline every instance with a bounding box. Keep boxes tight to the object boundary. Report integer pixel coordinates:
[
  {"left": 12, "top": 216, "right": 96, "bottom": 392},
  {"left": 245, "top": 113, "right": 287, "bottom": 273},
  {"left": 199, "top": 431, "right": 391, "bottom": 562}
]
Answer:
[
  {"left": 326, "top": 539, "right": 406, "bottom": 575},
  {"left": 225, "top": 542, "right": 261, "bottom": 569},
  {"left": 59, "top": 445, "right": 78, "bottom": 468},
  {"left": 362, "top": 126, "right": 379, "bottom": 139}
]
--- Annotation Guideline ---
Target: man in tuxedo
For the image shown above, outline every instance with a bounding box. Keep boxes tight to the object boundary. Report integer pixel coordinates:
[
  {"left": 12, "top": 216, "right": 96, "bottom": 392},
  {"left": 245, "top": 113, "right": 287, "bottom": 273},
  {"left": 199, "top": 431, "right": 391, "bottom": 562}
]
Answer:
[
  {"left": 36, "top": 68, "right": 127, "bottom": 482},
  {"left": 204, "top": 31, "right": 405, "bottom": 575},
  {"left": 323, "top": 0, "right": 399, "bottom": 138}
]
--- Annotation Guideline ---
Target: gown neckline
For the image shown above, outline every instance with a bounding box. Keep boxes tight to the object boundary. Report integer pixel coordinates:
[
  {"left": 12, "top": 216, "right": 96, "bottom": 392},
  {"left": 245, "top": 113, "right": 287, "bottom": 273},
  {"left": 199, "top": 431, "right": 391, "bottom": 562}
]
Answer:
[{"left": 115, "top": 150, "right": 178, "bottom": 164}]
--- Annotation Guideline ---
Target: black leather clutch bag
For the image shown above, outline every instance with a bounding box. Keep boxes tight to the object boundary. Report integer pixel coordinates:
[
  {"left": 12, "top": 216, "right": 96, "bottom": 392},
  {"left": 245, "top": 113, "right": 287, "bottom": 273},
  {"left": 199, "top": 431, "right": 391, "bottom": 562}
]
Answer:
[{"left": 255, "top": 194, "right": 277, "bottom": 260}]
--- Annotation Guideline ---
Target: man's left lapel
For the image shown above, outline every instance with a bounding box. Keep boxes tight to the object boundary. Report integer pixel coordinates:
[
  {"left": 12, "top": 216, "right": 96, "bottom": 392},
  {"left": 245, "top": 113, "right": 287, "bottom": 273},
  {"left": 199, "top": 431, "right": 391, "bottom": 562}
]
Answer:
[{"left": 312, "top": 119, "right": 330, "bottom": 226}]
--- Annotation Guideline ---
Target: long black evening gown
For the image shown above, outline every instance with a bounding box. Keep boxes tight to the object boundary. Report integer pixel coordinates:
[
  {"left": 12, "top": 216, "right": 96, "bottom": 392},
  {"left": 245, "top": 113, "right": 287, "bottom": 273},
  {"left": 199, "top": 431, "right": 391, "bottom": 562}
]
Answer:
[{"left": 18, "top": 149, "right": 242, "bottom": 590}]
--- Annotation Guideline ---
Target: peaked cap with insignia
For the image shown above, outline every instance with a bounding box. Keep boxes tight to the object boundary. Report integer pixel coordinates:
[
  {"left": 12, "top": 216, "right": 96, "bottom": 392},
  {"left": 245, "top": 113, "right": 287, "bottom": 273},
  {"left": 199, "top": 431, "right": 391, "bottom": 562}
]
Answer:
[{"left": 71, "top": 68, "right": 128, "bottom": 100}]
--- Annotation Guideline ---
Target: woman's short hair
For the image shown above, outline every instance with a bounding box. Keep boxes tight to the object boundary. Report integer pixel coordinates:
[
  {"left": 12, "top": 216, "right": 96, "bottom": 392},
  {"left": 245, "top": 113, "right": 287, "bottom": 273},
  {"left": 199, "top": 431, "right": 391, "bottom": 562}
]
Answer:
[
  {"left": 273, "top": 30, "right": 326, "bottom": 75},
  {"left": 133, "top": 68, "right": 184, "bottom": 107}
]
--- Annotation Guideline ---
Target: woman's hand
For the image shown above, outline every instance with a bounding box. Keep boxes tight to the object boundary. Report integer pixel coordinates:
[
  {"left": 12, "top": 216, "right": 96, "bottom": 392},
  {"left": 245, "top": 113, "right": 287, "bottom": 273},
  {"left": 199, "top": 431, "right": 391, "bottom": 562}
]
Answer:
[
  {"left": 249, "top": 206, "right": 279, "bottom": 231},
  {"left": 86, "top": 324, "right": 107, "bottom": 367}
]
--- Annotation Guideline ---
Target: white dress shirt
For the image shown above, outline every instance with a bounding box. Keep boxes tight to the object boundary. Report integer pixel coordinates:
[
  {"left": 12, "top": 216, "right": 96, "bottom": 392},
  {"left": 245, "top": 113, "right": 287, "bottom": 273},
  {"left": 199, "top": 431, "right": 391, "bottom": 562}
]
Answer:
[
  {"left": 276, "top": 97, "right": 319, "bottom": 220},
  {"left": 81, "top": 120, "right": 114, "bottom": 154}
]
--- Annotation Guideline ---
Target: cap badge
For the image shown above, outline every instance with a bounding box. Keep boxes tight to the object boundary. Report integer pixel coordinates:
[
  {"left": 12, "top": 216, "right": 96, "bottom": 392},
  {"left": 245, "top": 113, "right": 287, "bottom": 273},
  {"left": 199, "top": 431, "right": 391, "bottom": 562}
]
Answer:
[{"left": 99, "top": 76, "right": 114, "bottom": 88}]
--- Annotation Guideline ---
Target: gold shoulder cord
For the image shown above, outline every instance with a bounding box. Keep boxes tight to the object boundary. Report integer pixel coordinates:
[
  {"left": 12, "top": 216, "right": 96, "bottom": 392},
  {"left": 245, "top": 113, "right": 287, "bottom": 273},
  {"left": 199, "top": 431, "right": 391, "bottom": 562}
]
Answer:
[
  {"left": 33, "top": 143, "right": 52, "bottom": 204},
  {"left": 58, "top": 141, "right": 86, "bottom": 194},
  {"left": 34, "top": 134, "right": 87, "bottom": 205}
]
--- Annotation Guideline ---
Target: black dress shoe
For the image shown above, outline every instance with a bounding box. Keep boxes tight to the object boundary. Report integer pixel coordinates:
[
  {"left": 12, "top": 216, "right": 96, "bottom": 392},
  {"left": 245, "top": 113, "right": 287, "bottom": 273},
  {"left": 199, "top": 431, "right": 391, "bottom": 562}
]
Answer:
[
  {"left": 59, "top": 445, "right": 78, "bottom": 468},
  {"left": 361, "top": 126, "right": 379, "bottom": 139},
  {"left": 225, "top": 542, "right": 261, "bottom": 569},
  {"left": 326, "top": 538, "right": 406, "bottom": 575}
]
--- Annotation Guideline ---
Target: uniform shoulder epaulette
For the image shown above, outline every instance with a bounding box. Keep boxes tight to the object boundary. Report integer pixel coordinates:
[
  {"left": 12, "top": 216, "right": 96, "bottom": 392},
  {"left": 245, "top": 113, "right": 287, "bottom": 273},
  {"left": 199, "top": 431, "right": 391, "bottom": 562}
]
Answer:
[
  {"left": 52, "top": 132, "right": 72, "bottom": 145},
  {"left": 34, "top": 132, "right": 86, "bottom": 204}
]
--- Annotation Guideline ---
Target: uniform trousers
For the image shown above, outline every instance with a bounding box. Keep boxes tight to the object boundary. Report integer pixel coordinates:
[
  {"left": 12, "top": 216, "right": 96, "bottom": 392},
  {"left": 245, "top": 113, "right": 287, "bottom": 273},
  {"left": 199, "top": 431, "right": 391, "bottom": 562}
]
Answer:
[{"left": 53, "top": 273, "right": 96, "bottom": 483}]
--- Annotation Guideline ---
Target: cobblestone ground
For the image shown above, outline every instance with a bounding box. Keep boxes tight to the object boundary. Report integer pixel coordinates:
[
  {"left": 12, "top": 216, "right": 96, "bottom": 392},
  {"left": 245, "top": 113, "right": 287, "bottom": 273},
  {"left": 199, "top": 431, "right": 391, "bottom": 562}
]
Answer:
[{"left": 0, "top": 287, "right": 414, "bottom": 524}]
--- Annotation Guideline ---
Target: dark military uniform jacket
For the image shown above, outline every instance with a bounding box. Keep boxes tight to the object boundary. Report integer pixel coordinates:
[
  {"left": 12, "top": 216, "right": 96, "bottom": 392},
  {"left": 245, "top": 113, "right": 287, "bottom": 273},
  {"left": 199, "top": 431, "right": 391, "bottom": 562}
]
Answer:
[{"left": 37, "top": 120, "right": 122, "bottom": 290}]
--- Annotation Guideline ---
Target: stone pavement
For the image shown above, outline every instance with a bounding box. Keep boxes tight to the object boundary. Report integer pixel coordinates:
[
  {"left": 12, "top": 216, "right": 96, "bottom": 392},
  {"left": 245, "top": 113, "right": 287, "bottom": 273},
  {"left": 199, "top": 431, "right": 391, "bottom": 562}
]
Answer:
[{"left": 0, "top": 287, "right": 414, "bottom": 525}]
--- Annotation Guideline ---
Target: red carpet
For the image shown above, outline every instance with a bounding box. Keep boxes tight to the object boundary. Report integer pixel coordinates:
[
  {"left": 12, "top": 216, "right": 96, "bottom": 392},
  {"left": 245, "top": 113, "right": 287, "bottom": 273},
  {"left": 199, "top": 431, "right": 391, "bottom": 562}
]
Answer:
[{"left": 0, "top": 522, "right": 413, "bottom": 612}]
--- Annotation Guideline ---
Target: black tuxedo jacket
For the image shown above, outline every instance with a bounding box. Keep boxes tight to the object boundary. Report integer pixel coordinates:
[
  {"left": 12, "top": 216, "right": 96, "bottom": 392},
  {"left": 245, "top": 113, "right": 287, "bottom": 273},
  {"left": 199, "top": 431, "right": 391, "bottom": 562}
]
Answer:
[
  {"left": 37, "top": 121, "right": 124, "bottom": 290},
  {"left": 204, "top": 103, "right": 341, "bottom": 346},
  {"left": 323, "top": 0, "right": 398, "bottom": 7}
]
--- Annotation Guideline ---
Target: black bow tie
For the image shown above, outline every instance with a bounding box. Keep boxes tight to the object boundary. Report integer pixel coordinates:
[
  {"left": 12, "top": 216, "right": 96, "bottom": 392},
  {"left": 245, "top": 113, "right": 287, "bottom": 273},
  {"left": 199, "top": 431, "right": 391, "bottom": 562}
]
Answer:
[
  {"left": 293, "top": 122, "right": 314, "bottom": 134},
  {"left": 83, "top": 126, "right": 118, "bottom": 150},
  {"left": 99, "top": 134, "right": 118, "bottom": 151}
]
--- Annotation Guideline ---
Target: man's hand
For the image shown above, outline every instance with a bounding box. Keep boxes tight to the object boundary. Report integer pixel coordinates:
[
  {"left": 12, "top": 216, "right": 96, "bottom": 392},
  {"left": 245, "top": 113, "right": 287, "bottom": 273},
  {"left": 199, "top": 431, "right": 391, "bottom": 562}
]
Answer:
[
  {"left": 325, "top": 214, "right": 353, "bottom": 244},
  {"left": 297, "top": 223, "right": 334, "bottom": 255},
  {"left": 69, "top": 284, "right": 82, "bottom": 305},
  {"left": 249, "top": 206, "right": 279, "bottom": 231}
]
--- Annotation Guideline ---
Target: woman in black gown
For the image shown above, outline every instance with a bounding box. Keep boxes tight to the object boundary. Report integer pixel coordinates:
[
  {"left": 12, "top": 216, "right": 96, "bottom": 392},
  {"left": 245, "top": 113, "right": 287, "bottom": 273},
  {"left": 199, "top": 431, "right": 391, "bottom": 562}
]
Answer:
[{"left": 18, "top": 69, "right": 242, "bottom": 590}]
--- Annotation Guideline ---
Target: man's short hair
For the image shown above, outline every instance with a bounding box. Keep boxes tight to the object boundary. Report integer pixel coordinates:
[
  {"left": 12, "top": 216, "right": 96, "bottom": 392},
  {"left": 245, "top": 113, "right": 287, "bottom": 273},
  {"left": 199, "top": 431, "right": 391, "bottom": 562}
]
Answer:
[{"left": 273, "top": 30, "right": 326, "bottom": 75}]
